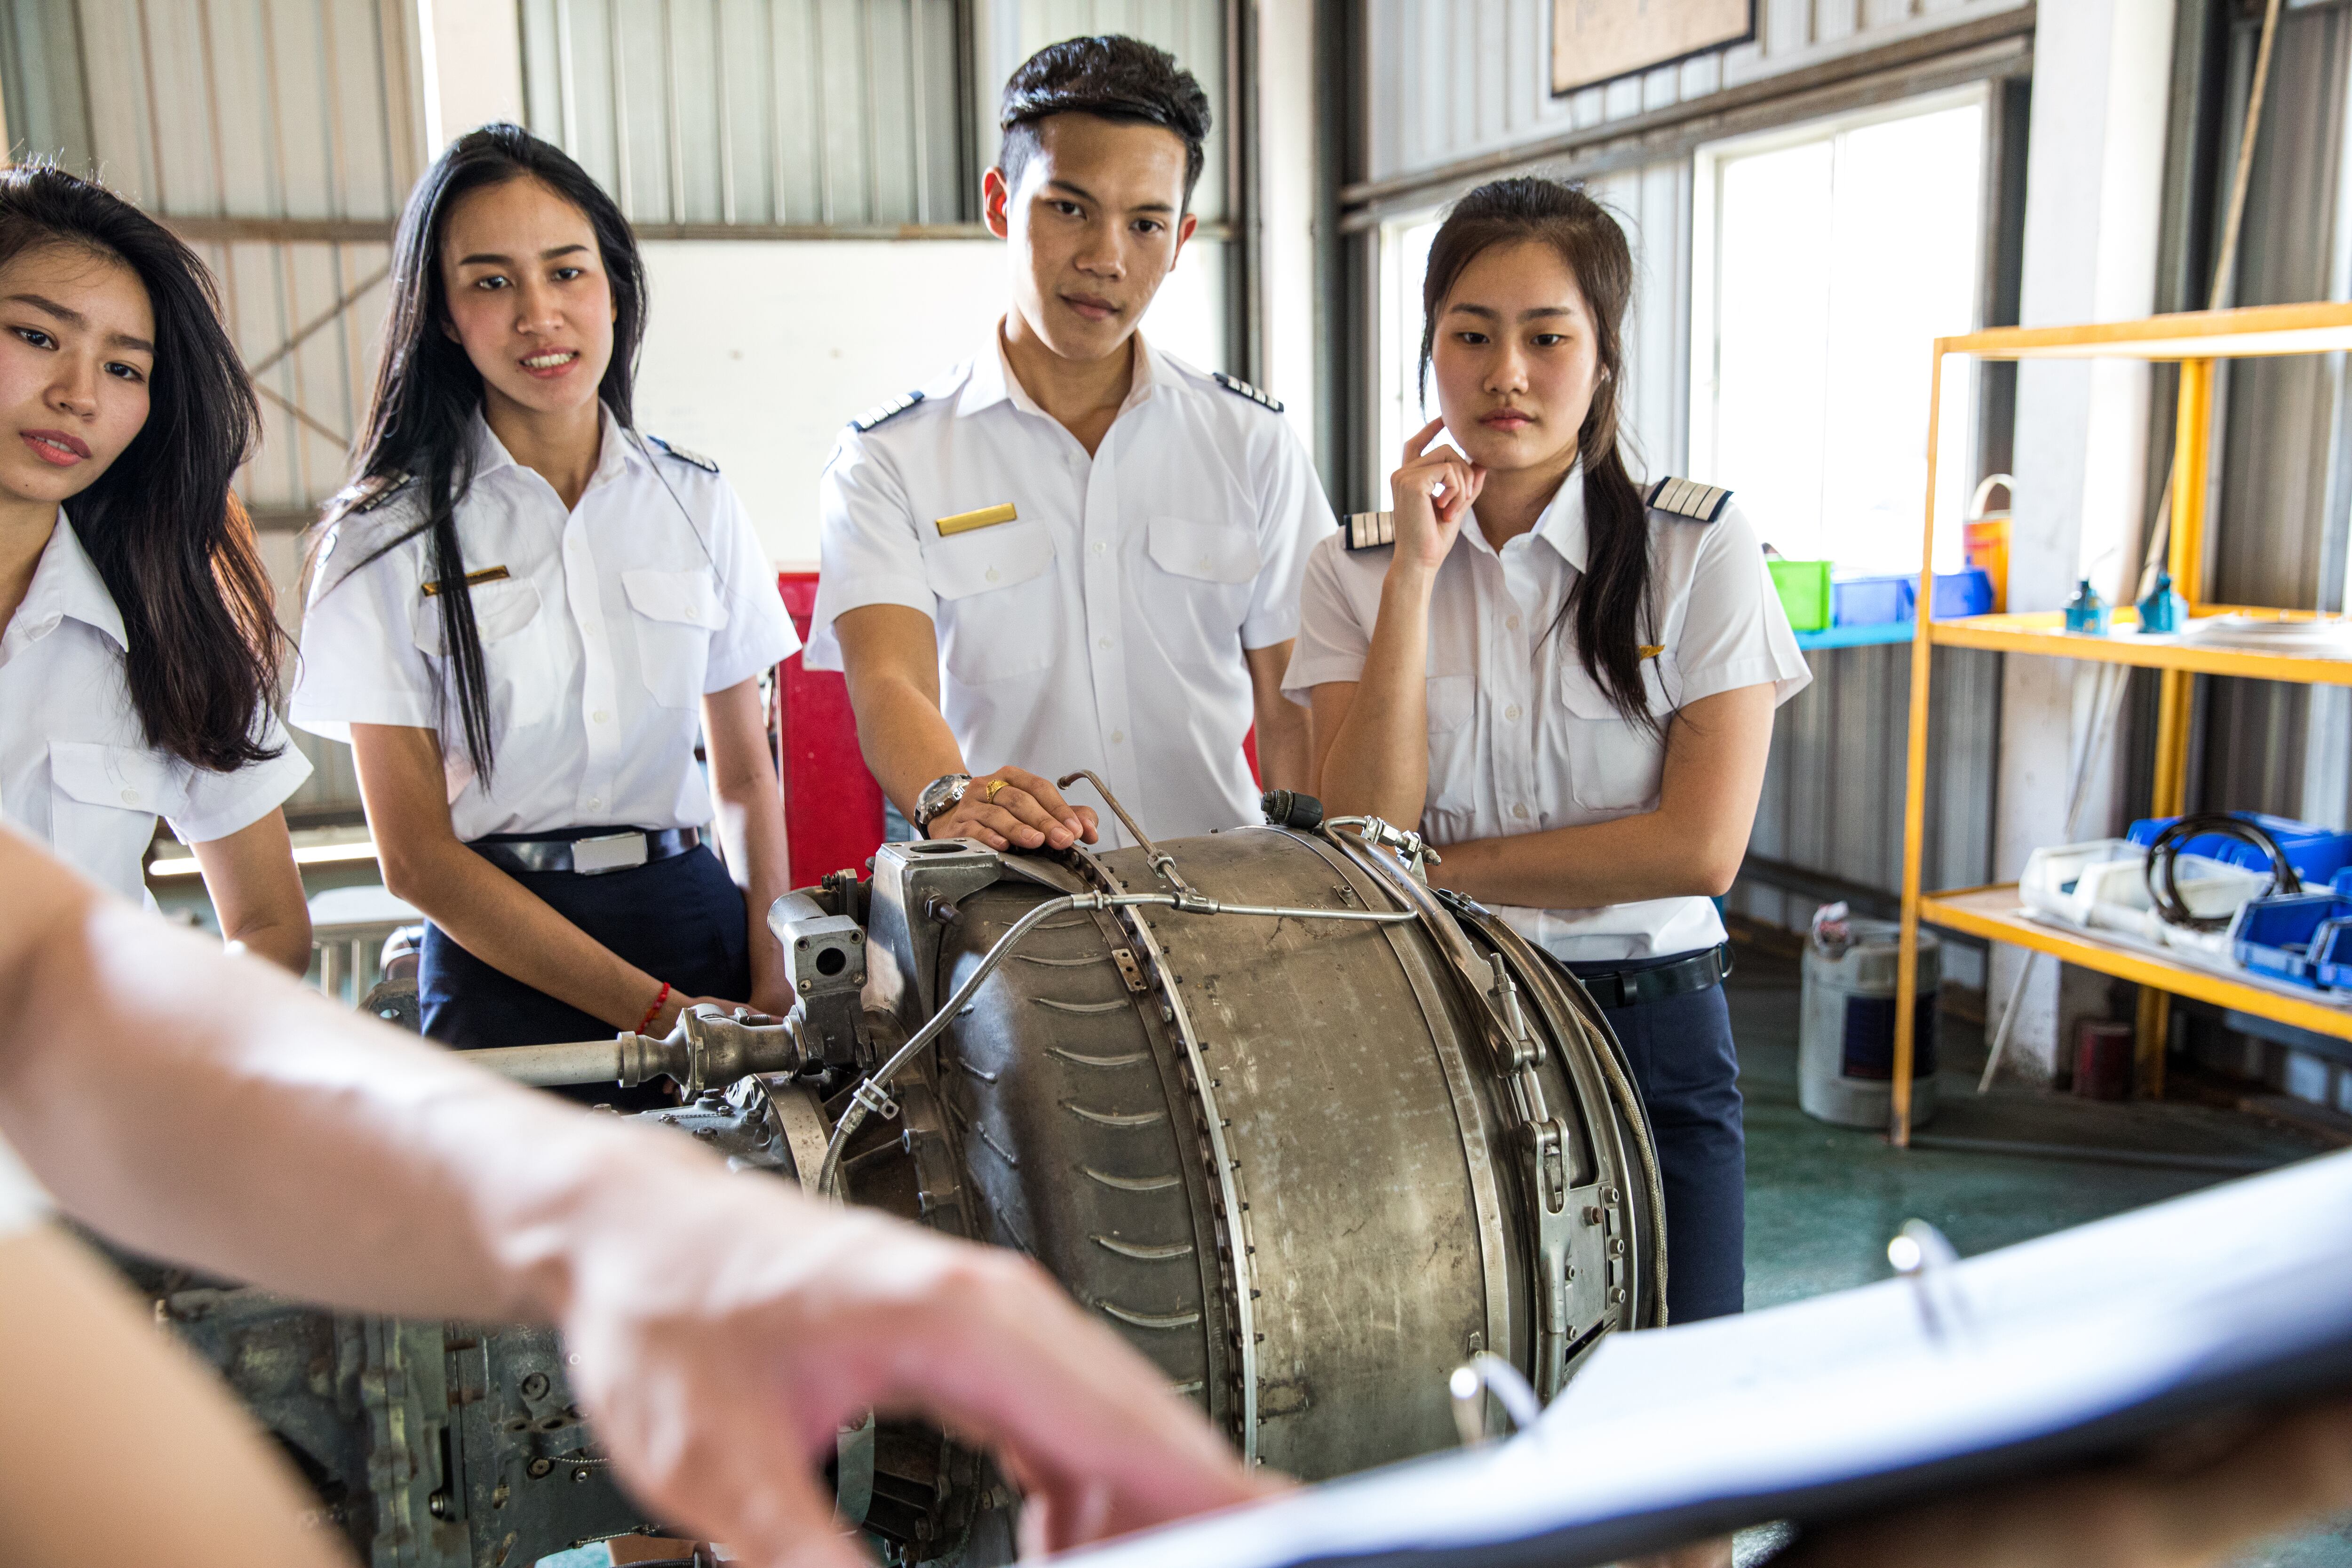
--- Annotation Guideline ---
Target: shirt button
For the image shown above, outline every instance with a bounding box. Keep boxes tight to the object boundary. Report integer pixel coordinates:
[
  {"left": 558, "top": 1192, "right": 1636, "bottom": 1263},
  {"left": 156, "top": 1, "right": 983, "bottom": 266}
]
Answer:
[
  {"left": 1505, "top": 703, "right": 1523, "bottom": 722},
  {"left": 1098, "top": 637, "right": 1112, "bottom": 651},
  {"left": 593, "top": 709, "right": 611, "bottom": 724},
  {"left": 1110, "top": 730, "right": 1125, "bottom": 744},
  {"left": 586, "top": 795, "right": 602, "bottom": 810},
  {"left": 684, "top": 606, "right": 699, "bottom": 621},
  {"left": 1092, "top": 541, "right": 1106, "bottom": 556},
  {"left": 1506, "top": 614, "right": 1522, "bottom": 631},
  {"left": 119, "top": 788, "right": 138, "bottom": 804},
  {"left": 1513, "top": 803, "right": 1531, "bottom": 820}
]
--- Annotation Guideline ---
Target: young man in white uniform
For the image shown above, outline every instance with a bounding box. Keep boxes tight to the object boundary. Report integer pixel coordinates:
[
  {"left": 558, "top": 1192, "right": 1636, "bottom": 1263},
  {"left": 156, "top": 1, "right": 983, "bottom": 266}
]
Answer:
[{"left": 807, "top": 35, "right": 1333, "bottom": 852}]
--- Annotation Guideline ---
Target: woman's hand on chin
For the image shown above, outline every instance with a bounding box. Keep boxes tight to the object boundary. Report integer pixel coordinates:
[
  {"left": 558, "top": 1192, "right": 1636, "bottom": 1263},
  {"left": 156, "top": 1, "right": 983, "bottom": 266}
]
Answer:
[{"left": 1389, "top": 417, "right": 1485, "bottom": 578}]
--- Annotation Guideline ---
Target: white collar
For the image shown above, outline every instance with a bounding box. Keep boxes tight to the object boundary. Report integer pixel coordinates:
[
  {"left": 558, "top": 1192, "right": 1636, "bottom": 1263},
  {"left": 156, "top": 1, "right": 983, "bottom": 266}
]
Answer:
[
  {"left": 7, "top": 514, "right": 125, "bottom": 651},
  {"left": 465, "top": 402, "right": 637, "bottom": 490},
  {"left": 958, "top": 319, "right": 1164, "bottom": 422},
  {"left": 1463, "top": 460, "right": 1589, "bottom": 571}
]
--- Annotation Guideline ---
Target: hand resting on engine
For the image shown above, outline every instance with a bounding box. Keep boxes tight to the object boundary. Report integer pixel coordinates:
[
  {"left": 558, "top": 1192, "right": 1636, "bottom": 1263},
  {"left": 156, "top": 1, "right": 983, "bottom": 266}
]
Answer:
[{"left": 0, "top": 825, "right": 1264, "bottom": 1567}]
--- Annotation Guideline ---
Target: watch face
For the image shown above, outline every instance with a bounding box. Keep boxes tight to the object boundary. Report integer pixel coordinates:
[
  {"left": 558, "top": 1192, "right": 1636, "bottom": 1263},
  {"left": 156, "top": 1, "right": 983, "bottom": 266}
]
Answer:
[{"left": 918, "top": 773, "right": 970, "bottom": 828}]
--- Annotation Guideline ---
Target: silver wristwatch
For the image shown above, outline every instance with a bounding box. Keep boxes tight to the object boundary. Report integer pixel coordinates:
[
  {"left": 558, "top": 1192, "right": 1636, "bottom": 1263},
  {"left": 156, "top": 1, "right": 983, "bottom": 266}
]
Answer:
[{"left": 912, "top": 772, "right": 972, "bottom": 834}]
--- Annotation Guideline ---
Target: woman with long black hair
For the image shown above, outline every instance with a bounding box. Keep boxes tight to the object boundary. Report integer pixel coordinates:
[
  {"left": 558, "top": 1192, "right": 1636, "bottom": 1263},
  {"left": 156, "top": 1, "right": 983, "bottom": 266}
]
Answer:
[
  {"left": 0, "top": 165, "right": 311, "bottom": 972},
  {"left": 293, "top": 125, "right": 798, "bottom": 1084},
  {"left": 1289, "top": 177, "right": 1808, "bottom": 1336}
]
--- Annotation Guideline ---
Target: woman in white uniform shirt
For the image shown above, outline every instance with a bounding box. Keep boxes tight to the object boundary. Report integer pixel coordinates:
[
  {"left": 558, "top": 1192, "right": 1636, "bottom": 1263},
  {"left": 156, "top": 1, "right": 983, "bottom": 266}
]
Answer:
[
  {"left": 1290, "top": 178, "right": 1807, "bottom": 1328},
  {"left": 295, "top": 127, "right": 798, "bottom": 1097},
  {"left": 0, "top": 167, "right": 310, "bottom": 971}
]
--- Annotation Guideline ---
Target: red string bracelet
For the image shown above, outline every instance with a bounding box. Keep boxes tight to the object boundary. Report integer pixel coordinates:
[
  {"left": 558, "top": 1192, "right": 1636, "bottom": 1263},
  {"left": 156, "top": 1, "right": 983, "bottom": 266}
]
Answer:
[{"left": 636, "top": 981, "right": 671, "bottom": 1035}]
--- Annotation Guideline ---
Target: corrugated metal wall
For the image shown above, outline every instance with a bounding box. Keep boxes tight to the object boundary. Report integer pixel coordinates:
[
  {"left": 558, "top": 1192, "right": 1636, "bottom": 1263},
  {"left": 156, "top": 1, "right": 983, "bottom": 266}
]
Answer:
[
  {"left": 0, "top": 0, "right": 414, "bottom": 821},
  {"left": 1362, "top": 0, "right": 2028, "bottom": 189},
  {"left": 1730, "top": 645, "right": 2000, "bottom": 953},
  {"left": 2201, "top": 2, "right": 2352, "bottom": 831},
  {"left": 518, "top": 0, "right": 968, "bottom": 227},
  {"left": 515, "top": 0, "right": 1231, "bottom": 229}
]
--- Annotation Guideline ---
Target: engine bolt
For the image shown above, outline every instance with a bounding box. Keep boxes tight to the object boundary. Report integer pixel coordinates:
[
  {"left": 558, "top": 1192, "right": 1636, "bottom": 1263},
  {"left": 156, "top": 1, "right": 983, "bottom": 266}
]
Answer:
[{"left": 527, "top": 1459, "right": 552, "bottom": 1480}]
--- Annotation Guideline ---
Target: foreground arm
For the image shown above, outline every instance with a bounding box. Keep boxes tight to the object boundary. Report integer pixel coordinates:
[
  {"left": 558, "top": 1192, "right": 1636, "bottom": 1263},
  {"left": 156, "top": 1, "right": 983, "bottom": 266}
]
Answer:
[
  {"left": 834, "top": 603, "right": 1097, "bottom": 850},
  {"left": 350, "top": 722, "right": 726, "bottom": 1032},
  {"left": 0, "top": 1222, "right": 350, "bottom": 1568},
  {"left": 1423, "top": 682, "right": 1776, "bottom": 908},
  {"left": 189, "top": 808, "right": 312, "bottom": 974},
  {"left": 0, "top": 828, "right": 1265, "bottom": 1563},
  {"left": 701, "top": 675, "right": 795, "bottom": 1016}
]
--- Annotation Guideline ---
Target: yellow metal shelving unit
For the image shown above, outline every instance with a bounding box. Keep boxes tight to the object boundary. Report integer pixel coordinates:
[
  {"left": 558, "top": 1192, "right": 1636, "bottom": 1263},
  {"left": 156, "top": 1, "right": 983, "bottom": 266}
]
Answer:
[{"left": 1892, "top": 302, "right": 2352, "bottom": 1146}]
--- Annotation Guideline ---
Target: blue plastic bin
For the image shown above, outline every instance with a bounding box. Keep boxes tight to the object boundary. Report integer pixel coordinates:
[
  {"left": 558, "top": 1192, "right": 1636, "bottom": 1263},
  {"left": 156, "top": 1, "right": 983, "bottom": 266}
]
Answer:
[
  {"left": 1831, "top": 570, "right": 1995, "bottom": 628},
  {"left": 1833, "top": 573, "right": 1913, "bottom": 627},
  {"left": 2231, "top": 893, "right": 2352, "bottom": 988},
  {"left": 2127, "top": 812, "right": 2352, "bottom": 886},
  {"left": 2314, "top": 920, "right": 2352, "bottom": 991},
  {"left": 1932, "top": 567, "right": 1994, "bottom": 619},
  {"left": 2336, "top": 867, "right": 2352, "bottom": 897}
]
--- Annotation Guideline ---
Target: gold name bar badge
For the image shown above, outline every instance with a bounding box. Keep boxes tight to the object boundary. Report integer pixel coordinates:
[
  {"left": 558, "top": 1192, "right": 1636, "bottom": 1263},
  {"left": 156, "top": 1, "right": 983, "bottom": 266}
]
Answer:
[
  {"left": 935, "top": 501, "right": 1018, "bottom": 537},
  {"left": 421, "top": 565, "right": 512, "bottom": 597}
]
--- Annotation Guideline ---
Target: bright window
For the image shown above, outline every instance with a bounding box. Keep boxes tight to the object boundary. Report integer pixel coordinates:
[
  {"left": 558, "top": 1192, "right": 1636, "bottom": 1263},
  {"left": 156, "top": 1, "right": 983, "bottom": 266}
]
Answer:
[
  {"left": 1692, "top": 89, "right": 1987, "bottom": 573},
  {"left": 1375, "top": 212, "right": 1443, "bottom": 500}
]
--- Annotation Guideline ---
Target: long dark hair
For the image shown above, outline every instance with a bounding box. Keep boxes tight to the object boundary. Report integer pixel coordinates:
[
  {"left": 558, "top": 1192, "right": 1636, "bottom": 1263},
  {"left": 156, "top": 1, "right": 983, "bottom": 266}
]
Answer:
[
  {"left": 1418, "top": 177, "right": 1657, "bottom": 732},
  {"left": 331, "top": 123, "right": 646, "bottom": 782},
  {"left": 0, "top": 164, "right": 281, "bottom": 771}
]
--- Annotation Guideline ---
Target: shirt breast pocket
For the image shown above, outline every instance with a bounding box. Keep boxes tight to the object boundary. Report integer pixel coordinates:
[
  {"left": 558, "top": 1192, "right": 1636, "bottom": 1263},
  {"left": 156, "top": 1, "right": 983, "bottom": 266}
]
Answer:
[
  {"left": 923, "top": 523, "right": 1060, "bottom": 684},
  {"left": 1422, "top": 673, "right": 1479, "bottom": 819},
  {"left": 1144, "top": 516, "right": 1261, "bottom": 674},
  {"left": 622, "top": 569, "right": 728, "bottom": 708},
  {"left": 411, "top": 576, "right": 554, "bottom": 699},
  {"left": 1557, "top": 657, "right": 1673, "bottom": 812},
  {"left": 49, "top": 740, "right": 188, "bottom": 867}
]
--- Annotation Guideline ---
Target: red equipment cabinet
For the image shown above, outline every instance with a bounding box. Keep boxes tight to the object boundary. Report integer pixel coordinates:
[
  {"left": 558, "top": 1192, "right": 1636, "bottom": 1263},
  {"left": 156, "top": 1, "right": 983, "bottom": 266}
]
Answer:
[
  {"left": 775, "top": 572, "right": 886, "bottom": 881},
  {"left": 772, "top": 570, "right": 1263, "bottom": 882}
]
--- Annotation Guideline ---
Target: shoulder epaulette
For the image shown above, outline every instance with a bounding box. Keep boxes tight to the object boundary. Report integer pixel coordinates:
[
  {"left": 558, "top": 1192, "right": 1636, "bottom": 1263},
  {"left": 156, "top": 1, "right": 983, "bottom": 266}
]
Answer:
[
  {"left": 850, "top": 389, "right": 925, "bottom": 433},
  {"left": 1212, "top": 370, "right": 1284, "bottom": 414},
  {"left": 1645, "top": 476, "right": 1733, "bottom": 523},
  {"left": 324, "top": 471, "right": 414, "bottom": 523},
  {"left": 1342, "top": 511, "right": 1396, "bottom": 552},
  {"left": 647, "top": 434, "right": 719, "bottom": 473}
]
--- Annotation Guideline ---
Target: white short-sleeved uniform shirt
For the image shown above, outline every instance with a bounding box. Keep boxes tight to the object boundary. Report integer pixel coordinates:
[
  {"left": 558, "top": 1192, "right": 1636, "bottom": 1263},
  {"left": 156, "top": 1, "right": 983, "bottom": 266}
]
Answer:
[
  {"left": 0, "top": 518, "right": 312, "bottom": 904},
  {"left": 1285, "top": 468, "right": 1810, "bottom": 962},
  {"left": 291, "top": 406, "right": 800, "bottom": 841},
  {"left": 804, "top": 328, "right": 1335, "bottom": 845},
  {"left": 0, "top": 1132, "right": 47, "bottom": 1241}
]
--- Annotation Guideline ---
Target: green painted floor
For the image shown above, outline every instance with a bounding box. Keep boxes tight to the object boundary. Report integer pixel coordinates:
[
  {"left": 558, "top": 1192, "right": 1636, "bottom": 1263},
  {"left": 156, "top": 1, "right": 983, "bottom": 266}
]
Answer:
[{"left": 1724, "top": 945, "right": 2352, "bottom": 1566}]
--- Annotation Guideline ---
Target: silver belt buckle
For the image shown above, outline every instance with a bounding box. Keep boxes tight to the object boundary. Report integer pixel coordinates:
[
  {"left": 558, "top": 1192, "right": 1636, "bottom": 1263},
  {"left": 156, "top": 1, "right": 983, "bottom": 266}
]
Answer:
[{"left": 571, "top": 830, "right": 649, "bottom": 875}]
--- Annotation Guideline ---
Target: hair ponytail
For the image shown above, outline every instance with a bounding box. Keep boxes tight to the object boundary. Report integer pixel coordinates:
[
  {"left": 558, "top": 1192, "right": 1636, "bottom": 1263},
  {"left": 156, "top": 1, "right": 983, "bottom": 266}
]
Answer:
[
  {"left": 323, "top": 124, "right": 646, "bottom": 783},
  {"left": 1417, "top": 176, "right": 1661, "bottom": 733}
]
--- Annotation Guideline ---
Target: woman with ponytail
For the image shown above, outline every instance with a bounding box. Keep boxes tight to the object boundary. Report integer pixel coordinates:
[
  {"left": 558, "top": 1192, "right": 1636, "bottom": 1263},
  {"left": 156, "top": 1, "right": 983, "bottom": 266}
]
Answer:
[
  {"left": 0, "top": 165, "right": 311, "bottom": 971},
  {"left": 1288, "top": 177, "right": 1807, "bottom": 1332},
  {"left": 292, "top": 126, "right": 798, "bottom": 1098}
]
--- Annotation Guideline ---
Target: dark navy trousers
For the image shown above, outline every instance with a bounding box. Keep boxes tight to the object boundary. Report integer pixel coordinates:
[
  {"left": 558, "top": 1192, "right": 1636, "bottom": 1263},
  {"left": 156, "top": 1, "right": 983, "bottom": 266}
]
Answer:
[
  {"left": 421, "top": 840, "right": 750, "bottom": 1110},
  {"left": 1563, "top": 949, "right": 1747, "bottom": 1323}
]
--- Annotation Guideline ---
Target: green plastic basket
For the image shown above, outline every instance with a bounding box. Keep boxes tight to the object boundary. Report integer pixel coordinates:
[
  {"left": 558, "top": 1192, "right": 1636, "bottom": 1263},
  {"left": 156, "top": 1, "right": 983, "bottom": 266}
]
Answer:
[{"left": 1768, "top": 558, "right": 1832, "bottom": 632}]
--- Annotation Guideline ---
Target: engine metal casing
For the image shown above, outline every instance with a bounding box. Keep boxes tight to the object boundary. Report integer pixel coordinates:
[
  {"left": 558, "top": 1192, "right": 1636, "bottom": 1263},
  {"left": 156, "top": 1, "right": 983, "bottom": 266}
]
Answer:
[{"left": 858, "top": 825, "right": 1657, "bottom": 1477}]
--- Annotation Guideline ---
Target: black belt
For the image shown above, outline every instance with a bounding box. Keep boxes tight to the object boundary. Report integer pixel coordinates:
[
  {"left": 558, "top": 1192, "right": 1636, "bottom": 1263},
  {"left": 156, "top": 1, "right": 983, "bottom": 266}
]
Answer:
[
  {"left": 1570, "top": 944, "right": 1733, "bottom": 1011},
  {"left": 469, "top": 827, "right": 701, "bottom": 876}
]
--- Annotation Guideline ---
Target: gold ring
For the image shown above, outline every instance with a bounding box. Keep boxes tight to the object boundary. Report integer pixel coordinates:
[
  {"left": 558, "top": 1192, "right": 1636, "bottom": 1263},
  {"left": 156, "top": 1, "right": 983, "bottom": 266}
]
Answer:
[{"left": 983, "top": 779, "right": 1009, "bottom": 802}]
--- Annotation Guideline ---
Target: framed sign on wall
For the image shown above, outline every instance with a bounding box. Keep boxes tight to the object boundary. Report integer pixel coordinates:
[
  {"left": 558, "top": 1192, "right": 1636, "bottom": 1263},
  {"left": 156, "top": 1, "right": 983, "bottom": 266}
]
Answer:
[{"left": 1552, "top": 0, "right": 1756, "bottom": 96}]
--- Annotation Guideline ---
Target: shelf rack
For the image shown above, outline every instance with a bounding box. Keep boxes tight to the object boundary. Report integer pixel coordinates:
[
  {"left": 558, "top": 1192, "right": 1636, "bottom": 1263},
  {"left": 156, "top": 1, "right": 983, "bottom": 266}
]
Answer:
[{"left": 1891, "top": 302, "right": 2352, "bottom": 1146}]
